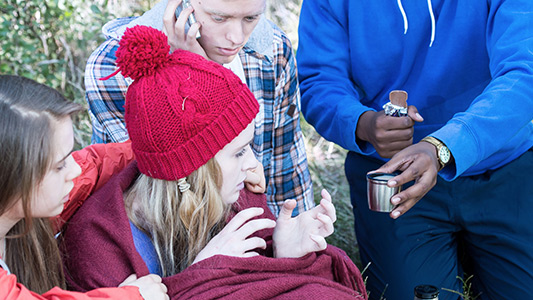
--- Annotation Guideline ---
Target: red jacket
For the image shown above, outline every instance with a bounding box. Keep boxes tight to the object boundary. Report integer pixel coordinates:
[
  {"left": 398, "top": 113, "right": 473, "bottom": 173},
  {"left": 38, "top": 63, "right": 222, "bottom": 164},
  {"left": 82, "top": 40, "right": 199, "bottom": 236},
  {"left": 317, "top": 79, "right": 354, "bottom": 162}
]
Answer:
[
  {"left": 0, "top": 269, "right": 142, "bottom": 300},
  {"left": 55, "top": 140, "right": 134, "bottom": 231},
  {"left": 0, "top": 142, "right": 141, "bottom": 300}
]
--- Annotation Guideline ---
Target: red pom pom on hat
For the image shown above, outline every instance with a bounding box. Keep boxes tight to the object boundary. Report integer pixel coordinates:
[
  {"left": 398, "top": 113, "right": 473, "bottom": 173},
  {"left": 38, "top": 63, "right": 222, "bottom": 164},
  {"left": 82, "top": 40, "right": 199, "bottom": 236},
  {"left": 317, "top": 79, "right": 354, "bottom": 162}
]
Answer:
[
  {"left": 116, "top": 25, "right": 172, "bottom": 80},
  {"left": 120, "top": 26, "right": 260, "bottom": 181}
]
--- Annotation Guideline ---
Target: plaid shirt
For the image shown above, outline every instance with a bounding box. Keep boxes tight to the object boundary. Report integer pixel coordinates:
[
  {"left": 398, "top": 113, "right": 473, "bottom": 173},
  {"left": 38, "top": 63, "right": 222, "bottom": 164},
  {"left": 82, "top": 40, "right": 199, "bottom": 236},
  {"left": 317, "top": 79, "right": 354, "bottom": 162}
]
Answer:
[{"left": 85, "top": 16, "right": 313, "bottom": 216}]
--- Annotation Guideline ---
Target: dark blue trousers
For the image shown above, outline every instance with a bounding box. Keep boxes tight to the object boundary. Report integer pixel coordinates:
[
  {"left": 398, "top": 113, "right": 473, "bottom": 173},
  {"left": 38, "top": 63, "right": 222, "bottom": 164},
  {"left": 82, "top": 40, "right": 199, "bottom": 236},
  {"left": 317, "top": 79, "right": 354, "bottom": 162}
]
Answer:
[{"left": 345, "top": 149, "right": 533, "bottom": 300}]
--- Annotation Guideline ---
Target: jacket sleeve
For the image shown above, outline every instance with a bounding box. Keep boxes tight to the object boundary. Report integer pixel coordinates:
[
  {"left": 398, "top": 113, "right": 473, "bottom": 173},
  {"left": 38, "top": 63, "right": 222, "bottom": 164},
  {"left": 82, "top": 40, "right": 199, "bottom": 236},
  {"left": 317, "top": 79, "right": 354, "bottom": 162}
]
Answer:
[
  {"left": 297, "top": 0, "right": 373, "bottom": 154},
  {"left": 433, "top": 0, "right": 533, "bottom": 180},
  {"left": 53, "top": 140, "right": 134, "bottom": 231},
  {"left": 0, "top": 269, "right": 143, "bottom": 300}
]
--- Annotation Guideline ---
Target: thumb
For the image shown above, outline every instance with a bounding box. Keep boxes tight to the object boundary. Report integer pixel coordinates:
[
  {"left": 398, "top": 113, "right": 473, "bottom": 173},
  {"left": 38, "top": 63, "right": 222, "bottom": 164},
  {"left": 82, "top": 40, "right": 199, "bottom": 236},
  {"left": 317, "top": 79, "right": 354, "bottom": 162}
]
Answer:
[
  {"left": 118, "top": 274, "right": 137, "bottom": 287},
  {"left": 309, "top": 234, "right": 327, "bottom": 251},
  {"left": 407, "top": 105, "right": 424, "bottom": 122},
  {"left": 278, "top": 199, "right": 296, "bottom": 220}
]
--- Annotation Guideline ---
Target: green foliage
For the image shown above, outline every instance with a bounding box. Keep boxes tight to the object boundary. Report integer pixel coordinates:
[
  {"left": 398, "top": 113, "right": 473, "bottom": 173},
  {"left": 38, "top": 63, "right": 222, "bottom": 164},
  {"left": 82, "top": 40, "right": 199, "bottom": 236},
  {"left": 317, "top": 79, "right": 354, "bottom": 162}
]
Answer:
[
  {"left": 442, "top": 274, "right": 481, "bottom": 300},
  {"left": 1, "top": 0, "right": 108, "bottom": 95},
  {"left": 0, "top": 0, "right": 149, "bottom": 147}
]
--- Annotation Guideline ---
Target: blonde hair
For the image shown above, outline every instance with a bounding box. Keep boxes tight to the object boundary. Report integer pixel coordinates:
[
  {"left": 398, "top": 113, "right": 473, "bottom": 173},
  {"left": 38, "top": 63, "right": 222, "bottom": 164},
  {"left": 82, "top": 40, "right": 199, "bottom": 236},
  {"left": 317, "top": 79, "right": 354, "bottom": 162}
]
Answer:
[{"left": 124, "top": 159, "right": 230, "bottom": 275}]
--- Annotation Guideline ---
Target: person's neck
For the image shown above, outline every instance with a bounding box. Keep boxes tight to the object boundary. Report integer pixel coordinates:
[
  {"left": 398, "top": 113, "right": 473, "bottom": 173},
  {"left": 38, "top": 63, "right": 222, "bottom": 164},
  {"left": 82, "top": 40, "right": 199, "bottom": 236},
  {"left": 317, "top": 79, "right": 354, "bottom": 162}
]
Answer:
[{"left": 0, "top": 214, "right": 21, "bottom": 257}]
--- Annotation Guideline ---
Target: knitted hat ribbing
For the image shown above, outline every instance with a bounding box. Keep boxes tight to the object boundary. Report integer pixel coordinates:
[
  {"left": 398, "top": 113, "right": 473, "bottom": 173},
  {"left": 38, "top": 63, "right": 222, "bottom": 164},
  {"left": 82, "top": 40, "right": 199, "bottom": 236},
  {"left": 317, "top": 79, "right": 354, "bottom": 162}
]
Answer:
[{"left": 116, "top": 25, "right": 259, "bottom": 180}]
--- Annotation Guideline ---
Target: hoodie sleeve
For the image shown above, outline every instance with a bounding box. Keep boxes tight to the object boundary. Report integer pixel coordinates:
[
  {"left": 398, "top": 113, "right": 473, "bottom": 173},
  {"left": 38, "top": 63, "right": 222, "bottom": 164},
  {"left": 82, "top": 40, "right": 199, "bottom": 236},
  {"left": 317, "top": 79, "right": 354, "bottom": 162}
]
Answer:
[
  {"left": 434, "top": 0, "right": 533, "bottom": 180},
  {"left": 297, "top": 0, "right": 374, "bottom": 154}
]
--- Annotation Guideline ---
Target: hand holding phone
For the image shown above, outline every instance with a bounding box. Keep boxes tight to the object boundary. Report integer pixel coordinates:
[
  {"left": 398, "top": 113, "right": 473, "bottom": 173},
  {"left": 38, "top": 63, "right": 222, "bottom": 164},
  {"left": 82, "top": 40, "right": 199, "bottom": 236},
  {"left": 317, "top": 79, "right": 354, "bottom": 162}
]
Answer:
[
  {"left": 175, "top": 0, "right": 201, "bottom": 39},
  {"left": 163, "top": 0, "right": 207, "bottom": 58}
]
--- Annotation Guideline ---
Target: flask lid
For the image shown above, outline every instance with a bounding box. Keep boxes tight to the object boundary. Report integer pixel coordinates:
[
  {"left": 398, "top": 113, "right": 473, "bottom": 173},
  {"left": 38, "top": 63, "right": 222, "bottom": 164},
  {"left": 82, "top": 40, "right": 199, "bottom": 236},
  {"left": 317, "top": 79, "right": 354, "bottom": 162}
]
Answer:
[{"left": 414, "top": 285, "right": 439, "bottom": 298}]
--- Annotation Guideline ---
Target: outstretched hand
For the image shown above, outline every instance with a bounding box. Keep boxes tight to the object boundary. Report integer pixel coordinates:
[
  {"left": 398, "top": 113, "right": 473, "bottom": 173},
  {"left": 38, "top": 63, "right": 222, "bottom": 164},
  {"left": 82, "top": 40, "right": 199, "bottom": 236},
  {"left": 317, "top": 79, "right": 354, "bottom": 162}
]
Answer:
[
  {"left": 193, "top": 207, "right": 276, "bottom": 264},
  {"left": 273, "top": 189, "right": 336, "bottom": 258},
  {"left": 371, "top": 141, "right": 440, "bottom": 219},
  {"left": 162, "top": 0, "right": 207, "bottom": 58}
]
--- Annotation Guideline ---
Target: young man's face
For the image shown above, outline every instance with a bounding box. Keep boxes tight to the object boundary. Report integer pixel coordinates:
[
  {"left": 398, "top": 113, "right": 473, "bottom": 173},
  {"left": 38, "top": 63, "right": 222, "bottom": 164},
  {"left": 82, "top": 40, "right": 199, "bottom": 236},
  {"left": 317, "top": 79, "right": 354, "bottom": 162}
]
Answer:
[{"left": 192, "top": 0, "right": 266, "bottom": 64}]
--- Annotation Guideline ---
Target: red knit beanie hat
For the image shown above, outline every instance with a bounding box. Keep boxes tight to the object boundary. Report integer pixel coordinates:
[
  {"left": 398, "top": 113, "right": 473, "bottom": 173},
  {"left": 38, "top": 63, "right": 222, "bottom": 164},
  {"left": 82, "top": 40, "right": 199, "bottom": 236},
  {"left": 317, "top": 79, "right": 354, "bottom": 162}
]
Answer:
[{"left": 115, "top": 25, "right": 259, "bottom": 180}]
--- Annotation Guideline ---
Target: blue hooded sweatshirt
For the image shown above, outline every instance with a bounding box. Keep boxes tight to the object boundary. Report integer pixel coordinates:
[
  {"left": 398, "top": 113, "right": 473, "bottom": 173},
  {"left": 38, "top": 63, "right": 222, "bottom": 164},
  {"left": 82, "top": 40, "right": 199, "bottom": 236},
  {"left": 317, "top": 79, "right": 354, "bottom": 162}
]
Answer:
[{"left": 297, "top": 0, "right": 533, "bottom": 180}]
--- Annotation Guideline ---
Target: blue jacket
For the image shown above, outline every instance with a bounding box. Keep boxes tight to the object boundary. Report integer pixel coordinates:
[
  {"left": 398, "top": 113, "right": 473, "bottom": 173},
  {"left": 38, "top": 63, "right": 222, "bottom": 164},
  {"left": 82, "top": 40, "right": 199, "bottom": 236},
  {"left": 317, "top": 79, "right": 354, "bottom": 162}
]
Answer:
[{"left": 297, "top": 0, "right": 533, "bottom": 180}]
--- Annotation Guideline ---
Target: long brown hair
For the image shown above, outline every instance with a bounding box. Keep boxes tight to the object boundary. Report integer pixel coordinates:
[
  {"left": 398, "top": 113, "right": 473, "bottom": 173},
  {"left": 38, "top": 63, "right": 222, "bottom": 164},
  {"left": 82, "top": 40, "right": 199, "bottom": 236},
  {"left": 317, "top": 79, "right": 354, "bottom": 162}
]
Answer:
[
  {"left": 0, "top": 75, "right": 82, "bottom": 293},
  {"left": 124, "top": 159, "right": 230, "bottom": 276}
]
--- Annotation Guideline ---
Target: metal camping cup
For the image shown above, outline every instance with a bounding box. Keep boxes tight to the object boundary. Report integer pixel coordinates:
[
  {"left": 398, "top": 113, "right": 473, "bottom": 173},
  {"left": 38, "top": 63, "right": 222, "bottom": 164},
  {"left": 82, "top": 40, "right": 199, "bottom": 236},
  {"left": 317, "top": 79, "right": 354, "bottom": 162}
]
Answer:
[{"left": 366, "top": 173, "right": 402, "bottom": 212}]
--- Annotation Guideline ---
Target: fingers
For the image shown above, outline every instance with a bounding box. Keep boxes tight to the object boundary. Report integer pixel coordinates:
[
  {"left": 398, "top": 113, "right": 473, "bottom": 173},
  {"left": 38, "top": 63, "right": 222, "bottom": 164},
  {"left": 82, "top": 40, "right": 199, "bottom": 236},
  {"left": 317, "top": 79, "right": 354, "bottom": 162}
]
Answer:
[
  {"left": 375, "top": 111, "right": 414, "bottom": 130},
  {"left": 242, "top": 251, "right": 260, "bottom": 258},
  {"left": 143, "top": 274, "right": 163, "bottom": 283},
  {"left": 224, "top": 207, "right": 265, "bottom": 232},
  {"left": 371, "top": 144, "right": 424, "bottom": 176},
  {"left": 389, "top": 171, "right": 437, "bottom": 219},
  {"left": 316, "top": 212, "right": 334, "bottom": 236},
  {"left": 407, "top": 105, "right": 424, "bottom": 122},
  {"left": 241, "top": 236, "right": 268, "bottom": 251},
  {"left": 319, "top": 189, "right": 336, "bottom": 222},
  {"left": 162, "top": 0, "right": 182, "bottom": 36},
  {"left": 185, "top": 21, "right": 201, "bottom": 42},
  {"left": 319, "top": 197, "right": 336, "bottom": 223},
  {"left": 121, "top": 274, "right": 169, "bottom": 300},
  {"left": 278, "top": 199, "right": 297, "bottom": 220},
  {"left": 224, "top": 208, "right": 276, "bottom": 242},
  {"left": 236, "top": 218, "right": 276, "bottom": 239},
  {"left": 164, "top": 0, "right": 201, "bottom": 53},
  {"left": 245, "top": 169, "right": 261, "bottom": 185},
  {"left": 244, "top": 167, "right": 264, "bottom": 193},
  {"left": 372, "top": 117, "right": 414, "bottom": 158},
  {"left": 320, "top": 189, "right": 331, "bottom": 202},
  {"left": 369, "top": 143, "right": 440, "bottom": 219},
  {"left": 244, "top": 162, "right": 266, "bottom": 193},
  {"left": 118, "top": 274, "right": 137, "bottom": 286},
  {"left": 245, "top": 182, "right": 265, "bottom": 194},
  {"left": 309, "top": 234, "right": 327, "bottom": 251},
  {"left": 173, "top": 6, "right": 193, "bottom": 39}
]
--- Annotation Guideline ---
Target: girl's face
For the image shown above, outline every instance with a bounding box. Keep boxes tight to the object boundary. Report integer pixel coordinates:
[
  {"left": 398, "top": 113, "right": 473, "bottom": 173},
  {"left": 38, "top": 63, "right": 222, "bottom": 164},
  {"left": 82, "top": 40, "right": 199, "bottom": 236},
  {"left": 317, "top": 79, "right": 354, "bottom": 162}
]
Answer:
[
  {"left": 214, "top": 121, "right": 258, "bottom": 204},
  {"left": 19, "top": 117, "right": 82, "bottom": 219}
]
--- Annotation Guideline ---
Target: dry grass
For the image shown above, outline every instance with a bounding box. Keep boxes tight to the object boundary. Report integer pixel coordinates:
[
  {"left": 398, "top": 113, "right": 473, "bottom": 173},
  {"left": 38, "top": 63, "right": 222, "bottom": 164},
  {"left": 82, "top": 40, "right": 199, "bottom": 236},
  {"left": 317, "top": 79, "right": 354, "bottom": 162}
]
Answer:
[{"left": 300, "top": 118, "right": 361, "bottom": 268}]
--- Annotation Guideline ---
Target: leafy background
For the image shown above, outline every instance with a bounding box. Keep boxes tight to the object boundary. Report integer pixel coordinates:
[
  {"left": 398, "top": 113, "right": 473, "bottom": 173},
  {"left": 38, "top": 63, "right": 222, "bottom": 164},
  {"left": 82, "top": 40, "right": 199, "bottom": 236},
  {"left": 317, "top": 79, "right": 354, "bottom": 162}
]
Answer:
[{"left": 0, "top": 0, "right": 359, "bottom": 267}]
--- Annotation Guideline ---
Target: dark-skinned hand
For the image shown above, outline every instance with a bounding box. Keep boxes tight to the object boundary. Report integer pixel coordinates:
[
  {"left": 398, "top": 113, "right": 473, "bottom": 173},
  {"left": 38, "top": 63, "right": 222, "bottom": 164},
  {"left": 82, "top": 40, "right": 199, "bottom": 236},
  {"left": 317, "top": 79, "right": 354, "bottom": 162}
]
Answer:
[
  {"left": 370, "top": 141, "right": 440, "bottom": 219},
  {"left": 356, "top": 105, "right": 424, "bottom": 158}
]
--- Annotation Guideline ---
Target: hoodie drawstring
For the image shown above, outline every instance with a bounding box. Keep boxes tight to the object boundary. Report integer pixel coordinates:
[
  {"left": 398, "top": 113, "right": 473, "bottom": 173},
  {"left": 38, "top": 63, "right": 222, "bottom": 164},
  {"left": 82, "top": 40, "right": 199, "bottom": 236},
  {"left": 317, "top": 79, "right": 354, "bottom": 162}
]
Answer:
[
  {"left": 397, "top": 0, "right": 408, "bottom": 34},
  {"left": 427, "top": 0, "right": 436, "bottom": 47},
  {"left": 397, "top": 0, "right": 436, "bottom": 47}
]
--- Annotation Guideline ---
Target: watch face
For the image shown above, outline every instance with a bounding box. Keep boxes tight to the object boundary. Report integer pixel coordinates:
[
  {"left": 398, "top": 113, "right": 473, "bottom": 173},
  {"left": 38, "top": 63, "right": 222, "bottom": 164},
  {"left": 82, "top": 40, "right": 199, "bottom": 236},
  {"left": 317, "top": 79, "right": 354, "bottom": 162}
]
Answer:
[{"left": 438, "top": 146, "right": 451, "bottom": 165}]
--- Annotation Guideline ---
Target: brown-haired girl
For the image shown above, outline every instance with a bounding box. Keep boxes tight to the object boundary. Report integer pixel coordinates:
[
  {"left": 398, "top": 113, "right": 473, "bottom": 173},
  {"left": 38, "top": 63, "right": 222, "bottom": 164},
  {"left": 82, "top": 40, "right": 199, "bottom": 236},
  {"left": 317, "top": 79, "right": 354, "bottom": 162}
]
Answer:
[{"left": 0, "top": 75, "right": 168, "bottom": 300}]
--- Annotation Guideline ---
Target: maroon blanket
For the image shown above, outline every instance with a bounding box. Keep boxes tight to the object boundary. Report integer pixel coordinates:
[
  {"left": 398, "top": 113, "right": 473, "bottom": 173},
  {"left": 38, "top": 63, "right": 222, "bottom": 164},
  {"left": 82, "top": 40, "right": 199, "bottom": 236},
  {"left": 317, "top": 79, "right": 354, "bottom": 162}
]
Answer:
[{"left": 60, "top": 162, "right": 367, "bottom": 299}]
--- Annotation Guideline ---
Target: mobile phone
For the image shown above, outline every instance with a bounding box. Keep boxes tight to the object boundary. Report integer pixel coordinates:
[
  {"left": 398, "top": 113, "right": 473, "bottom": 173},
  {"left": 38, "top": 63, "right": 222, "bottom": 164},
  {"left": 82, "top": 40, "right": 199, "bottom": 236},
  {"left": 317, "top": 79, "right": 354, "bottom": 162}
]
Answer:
[{"left": 175, "top": 0, "right": 201, "bottom": 39}]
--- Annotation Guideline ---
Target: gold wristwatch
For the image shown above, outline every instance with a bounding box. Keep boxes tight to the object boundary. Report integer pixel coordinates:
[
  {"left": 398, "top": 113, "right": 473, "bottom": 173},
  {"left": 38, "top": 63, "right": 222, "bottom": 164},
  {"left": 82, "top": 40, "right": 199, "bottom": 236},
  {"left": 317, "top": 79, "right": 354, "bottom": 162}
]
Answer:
[{"left": 421, "top": 136, "right": 451, "bottom": 171}]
